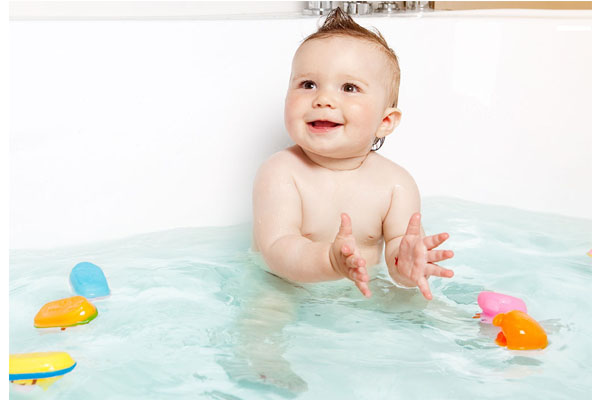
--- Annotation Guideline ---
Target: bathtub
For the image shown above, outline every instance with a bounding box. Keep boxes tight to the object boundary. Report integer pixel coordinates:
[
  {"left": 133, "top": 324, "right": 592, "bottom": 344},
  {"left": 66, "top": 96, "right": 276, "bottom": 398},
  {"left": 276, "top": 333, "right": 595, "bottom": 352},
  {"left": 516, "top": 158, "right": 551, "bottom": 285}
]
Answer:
[{"left": 10, "top": 8, "right": 591, "bottom": 249}]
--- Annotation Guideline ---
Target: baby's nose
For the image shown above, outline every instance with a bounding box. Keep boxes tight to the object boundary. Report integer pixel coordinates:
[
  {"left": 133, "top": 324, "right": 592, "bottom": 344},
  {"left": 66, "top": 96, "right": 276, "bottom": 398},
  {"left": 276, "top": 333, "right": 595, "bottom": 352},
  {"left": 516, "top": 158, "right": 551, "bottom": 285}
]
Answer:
[{"left": 312, "top": 91, "right": 336, "bottom": 109}]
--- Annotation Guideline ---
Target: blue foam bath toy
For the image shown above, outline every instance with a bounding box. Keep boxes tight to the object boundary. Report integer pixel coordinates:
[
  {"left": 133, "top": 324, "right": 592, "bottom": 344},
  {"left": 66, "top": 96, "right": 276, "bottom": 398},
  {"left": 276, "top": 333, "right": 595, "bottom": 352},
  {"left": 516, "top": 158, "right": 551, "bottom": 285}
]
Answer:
[{"left": 69, "top": 262, "right": 110, "bottom": 298}]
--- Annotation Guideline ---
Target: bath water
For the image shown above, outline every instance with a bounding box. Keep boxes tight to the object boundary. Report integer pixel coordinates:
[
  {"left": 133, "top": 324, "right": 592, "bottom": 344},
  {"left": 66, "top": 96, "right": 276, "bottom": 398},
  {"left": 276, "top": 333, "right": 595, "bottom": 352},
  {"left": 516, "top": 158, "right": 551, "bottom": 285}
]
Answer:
[{"left": 9, "top": 197, "right": 592, "bottom": 399}]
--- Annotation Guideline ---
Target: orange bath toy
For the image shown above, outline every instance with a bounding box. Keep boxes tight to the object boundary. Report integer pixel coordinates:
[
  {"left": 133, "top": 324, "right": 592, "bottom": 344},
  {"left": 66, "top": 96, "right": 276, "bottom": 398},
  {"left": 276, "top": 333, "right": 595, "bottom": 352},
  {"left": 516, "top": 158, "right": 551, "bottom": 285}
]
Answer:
[
  {"left": 492, "top": 310, "right": 547, "bottom": 350},
  {"left": 34, "top": 296, "right": 97, "bottom": 329}
]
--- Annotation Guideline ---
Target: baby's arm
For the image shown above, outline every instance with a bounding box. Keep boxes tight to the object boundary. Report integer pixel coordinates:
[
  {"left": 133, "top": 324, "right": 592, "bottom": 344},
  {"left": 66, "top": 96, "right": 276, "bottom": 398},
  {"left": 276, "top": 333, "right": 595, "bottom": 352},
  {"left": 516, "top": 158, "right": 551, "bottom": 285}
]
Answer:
[
  {"left": 383, "top": 172, "right": 454, "bottom": 300},
  {"left": 253, "top": 155, "right": 370, "bottom": 295}
]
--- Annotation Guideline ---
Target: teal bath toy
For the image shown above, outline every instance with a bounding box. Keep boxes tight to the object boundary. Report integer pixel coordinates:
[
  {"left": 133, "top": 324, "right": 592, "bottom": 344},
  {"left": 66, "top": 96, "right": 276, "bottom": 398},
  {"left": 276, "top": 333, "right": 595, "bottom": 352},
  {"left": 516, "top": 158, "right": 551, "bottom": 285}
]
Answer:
[{"left": 69, "top": 262, "right": 110, "bottom": 298}]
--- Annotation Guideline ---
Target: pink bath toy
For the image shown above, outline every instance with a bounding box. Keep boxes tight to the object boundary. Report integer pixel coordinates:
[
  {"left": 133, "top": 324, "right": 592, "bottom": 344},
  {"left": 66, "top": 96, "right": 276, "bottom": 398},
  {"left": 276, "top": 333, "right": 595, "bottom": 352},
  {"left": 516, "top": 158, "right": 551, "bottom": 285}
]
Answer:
[{"left": 474, "top": 291, "right": 527, "bottom": 324}]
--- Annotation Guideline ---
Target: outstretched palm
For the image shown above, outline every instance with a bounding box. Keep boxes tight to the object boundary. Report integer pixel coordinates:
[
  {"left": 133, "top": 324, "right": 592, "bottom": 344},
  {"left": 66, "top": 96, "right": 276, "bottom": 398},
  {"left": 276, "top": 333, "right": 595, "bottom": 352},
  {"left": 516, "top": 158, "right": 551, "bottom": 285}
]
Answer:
[
  {"left": 391, "top": 213, "right": 454, "bottom": 300},
  {"left": 330, "top": 213, "right": 371, "bottom": 298}
]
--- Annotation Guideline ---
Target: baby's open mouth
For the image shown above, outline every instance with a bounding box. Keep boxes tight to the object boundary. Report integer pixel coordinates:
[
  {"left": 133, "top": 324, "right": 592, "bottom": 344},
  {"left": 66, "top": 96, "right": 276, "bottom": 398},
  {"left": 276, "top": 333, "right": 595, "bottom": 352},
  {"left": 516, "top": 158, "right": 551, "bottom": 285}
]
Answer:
[{"left": 309, "top": 120, "right": 342, "bottom": 128}]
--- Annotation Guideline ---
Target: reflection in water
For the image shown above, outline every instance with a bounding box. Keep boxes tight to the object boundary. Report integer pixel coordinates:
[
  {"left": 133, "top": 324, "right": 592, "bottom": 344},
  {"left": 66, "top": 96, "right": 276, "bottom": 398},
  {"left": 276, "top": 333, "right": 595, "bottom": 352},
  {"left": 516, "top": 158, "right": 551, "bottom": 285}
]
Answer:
[
  {"left": 215, "top": 257, "right": 485, "bottom": 396},
  {"left": 216, "top": 255, "right": 308, "bottom": 397}
]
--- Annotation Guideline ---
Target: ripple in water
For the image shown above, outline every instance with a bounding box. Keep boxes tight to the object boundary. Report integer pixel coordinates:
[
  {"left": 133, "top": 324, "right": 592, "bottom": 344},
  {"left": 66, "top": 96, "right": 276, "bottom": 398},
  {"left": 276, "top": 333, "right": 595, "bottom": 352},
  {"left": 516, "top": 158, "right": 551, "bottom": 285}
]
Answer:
[{"left": 9, "top": 198, "right": 591, "bottom": 399}]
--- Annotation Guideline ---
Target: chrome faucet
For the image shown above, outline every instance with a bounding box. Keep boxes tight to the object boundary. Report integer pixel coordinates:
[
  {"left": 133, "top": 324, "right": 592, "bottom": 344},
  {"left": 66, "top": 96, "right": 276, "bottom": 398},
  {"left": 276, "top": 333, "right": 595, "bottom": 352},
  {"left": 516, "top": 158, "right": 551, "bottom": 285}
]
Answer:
[
  {"left": 304, "top": 1, "right": 434, "bottom": 16},
  {"left": 303, "top": 1, "right": 333, "bottom": 15},
  {"left": 404, "top": 1, "right": 434, "bottom": 12},
  {"left": 375, "top": 2, "right": 434, "bottom": 13},
  {"left": 342, "top": 2, "right": 372, "bottom": 15},
  {"left": 375, "top": 2, "right": 402, "bottom": 14}
]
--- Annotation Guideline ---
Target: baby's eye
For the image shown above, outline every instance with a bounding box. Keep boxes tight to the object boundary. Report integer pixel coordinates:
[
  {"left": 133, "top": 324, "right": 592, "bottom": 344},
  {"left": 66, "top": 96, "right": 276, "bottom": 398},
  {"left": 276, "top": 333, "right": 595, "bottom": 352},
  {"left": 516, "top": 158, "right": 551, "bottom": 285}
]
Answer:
[
  {"left": 300, "top": 80, "right": 316, "bottom": 90},
  {"left": 342, "top": 83, "right": 360, "bottom": 93}
]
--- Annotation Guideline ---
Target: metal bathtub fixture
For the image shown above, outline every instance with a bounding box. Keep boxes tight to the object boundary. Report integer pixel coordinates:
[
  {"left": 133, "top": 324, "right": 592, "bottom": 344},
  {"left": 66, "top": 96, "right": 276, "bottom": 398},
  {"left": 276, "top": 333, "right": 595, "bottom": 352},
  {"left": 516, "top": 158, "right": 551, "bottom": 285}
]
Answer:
[
  {"left": 303, "top": 1, "right": 333, "bottom": 15},
  {"left": 343, "top": 1, "right": 372, "bottom": 15},
  {"left": 403, "top": 1, "right": 434, "bottom": 12},
  {"left": 304, "top": 1, "right": 434, "bottom": 15}
]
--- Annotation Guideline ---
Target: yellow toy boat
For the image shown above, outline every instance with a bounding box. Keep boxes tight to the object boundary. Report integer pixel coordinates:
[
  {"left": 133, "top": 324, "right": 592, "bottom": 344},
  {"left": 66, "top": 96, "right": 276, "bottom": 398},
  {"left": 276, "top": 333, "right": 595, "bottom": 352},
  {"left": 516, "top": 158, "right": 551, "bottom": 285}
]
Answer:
[
  {"left": 34, "top": 295, "right": 97, "bottom": 329},
  {"left": 9, "top": 352, "right": 76, "bottom": 390}
]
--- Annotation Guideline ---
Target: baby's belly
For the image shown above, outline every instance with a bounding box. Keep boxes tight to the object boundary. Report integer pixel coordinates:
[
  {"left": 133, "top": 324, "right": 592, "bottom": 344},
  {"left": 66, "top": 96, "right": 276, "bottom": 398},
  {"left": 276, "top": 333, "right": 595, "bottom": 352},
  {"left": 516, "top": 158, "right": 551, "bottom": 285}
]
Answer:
[
  {"left": 300, "top": 211, "right": 386, "bottom": 266},
  {"left": 302, "top": 230, "right": 384, "bottom": 267},
  {"left": 358, "top": 242, "right": 385, "bottom": 267}
]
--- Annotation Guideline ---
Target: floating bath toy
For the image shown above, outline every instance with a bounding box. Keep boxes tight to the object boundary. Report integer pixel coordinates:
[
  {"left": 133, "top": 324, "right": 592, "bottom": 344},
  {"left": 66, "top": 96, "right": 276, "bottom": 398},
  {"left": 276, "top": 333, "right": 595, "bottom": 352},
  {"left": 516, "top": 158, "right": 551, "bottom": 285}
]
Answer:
[
  {"left": 9, "top": 352, "right": 76, "bottom": 390},
  {"left": 70, "top": 261, "right": 110, "bottom": 298},
  {"left": 587, "top": 249, "right": 592, "bottom": 257},
  {"left": 473, "top": 291, "right": 527, "bottom": 323},
  {"left": 493, "top": 310, "right": 548, "bottom": 350},
  {"left": 34, "top": 296, "right": 97, "bottom": 329}
]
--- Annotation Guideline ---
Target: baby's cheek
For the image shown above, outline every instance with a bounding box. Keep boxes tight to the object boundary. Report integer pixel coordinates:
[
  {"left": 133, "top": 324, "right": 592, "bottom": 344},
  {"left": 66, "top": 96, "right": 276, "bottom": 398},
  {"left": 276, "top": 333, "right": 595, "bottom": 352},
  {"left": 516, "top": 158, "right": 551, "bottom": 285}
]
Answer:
[
  {"left": 283, "top": 101, "right": 298, "bottom": 131},
  {"left": 349, "top": 102, "right": 378, "bottom": 123},
  {"left": 284, "top": 95, "right": 303, "bottom": 123}
]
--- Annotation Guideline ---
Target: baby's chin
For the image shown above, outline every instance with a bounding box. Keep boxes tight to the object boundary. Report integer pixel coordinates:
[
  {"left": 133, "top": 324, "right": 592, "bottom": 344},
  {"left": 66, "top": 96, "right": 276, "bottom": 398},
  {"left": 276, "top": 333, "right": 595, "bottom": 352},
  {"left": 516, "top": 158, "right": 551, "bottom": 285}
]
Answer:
[
  {"left": 288, "top": 129, "right": 372, "bottom": 159},
  {"left": 299, "top": 143, "right": 371, "bottom": 162}
]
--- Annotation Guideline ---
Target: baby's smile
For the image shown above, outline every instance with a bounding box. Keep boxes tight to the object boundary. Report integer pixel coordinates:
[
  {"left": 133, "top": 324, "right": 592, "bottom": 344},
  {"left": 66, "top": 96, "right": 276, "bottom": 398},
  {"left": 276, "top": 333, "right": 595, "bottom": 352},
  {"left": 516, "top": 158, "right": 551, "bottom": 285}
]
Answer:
[{"left": 307, "top": 120, "right": 343, "bottom": 133}]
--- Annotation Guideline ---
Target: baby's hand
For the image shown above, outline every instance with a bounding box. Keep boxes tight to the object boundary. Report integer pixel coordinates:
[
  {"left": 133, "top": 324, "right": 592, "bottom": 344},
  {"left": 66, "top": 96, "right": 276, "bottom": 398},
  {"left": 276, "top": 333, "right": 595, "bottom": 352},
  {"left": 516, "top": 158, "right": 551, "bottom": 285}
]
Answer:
[
  {"left": 329, "top": 213, "right": 371, "bottom": 298},
  {"left": 391, "top": 213, "right": 454, "bottom": 300}
]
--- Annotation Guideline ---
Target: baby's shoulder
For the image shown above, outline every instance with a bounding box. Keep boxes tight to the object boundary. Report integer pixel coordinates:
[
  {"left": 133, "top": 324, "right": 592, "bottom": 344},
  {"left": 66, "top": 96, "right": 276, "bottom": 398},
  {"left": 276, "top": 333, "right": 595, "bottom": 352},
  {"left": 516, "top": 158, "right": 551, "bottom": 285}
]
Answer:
[
  {"left": 366, "top": 153, "right": 417, "bottom": 187},
  {"left": 259, "top": 146, "right": 304, "bottom": 171},
  {"left": 255, "top": 146, "right": 303, "bottom": 183},
  {"left": 263, "top": 146, "right": 304, "bottom": 166}
]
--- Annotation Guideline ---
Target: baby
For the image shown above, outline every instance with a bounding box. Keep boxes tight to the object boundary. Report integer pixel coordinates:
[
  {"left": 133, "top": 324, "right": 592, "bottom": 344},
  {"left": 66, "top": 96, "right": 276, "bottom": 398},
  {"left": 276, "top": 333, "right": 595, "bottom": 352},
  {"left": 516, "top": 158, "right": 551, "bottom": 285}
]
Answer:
[{"left": 253, "top": 8, "right": 454, "bottom": 300}]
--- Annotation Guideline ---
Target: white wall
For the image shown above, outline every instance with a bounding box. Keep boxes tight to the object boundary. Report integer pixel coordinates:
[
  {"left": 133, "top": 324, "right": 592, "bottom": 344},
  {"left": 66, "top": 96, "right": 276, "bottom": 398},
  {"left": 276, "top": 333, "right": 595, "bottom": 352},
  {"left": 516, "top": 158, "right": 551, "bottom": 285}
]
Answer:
[{"left": 10, "top": 10, "right": 592, "bottom": 249}]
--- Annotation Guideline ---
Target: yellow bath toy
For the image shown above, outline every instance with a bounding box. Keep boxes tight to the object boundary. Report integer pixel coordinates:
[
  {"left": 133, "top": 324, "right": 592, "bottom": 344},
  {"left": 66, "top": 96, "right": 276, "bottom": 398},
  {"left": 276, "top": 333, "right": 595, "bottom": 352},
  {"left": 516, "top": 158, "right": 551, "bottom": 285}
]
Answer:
[
  {"left": 493, "top": 310, "right": 548, "bottom": 350},
  {"left": 587, "top": 249, "right": 592, "bottom": 257},
  {"left": 9, "top": 352, "right": 76, "bottom": 390},
  {"left": 34, "top": 295, "right": 97, "bottom": 329}
]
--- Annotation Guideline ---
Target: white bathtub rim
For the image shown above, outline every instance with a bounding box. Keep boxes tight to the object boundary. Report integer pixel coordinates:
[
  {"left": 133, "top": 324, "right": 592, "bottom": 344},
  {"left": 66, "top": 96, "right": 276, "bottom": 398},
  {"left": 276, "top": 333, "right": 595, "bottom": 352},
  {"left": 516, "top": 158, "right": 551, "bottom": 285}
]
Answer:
[{"left": 9, "top": 4, "right": 592, "bottom": 22}]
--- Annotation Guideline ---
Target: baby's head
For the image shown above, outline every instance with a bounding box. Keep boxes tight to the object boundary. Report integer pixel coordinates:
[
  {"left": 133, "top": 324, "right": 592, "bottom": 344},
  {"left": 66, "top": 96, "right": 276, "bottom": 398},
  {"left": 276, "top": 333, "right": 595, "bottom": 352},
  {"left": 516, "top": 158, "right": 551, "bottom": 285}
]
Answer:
[
  {"left": 285, "top": 8, "right": 402, "bottom": 160},
  {"left": 301, "top": 8, "right": 401, "bottom": 110}
]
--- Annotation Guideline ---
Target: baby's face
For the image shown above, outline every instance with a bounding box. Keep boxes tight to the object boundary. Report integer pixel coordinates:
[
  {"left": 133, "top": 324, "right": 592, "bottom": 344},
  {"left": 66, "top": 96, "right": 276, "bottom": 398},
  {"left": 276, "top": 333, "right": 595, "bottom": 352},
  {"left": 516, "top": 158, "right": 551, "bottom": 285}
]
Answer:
[{"left": 285, "top": 36, "right": 392, "bottom": 160}]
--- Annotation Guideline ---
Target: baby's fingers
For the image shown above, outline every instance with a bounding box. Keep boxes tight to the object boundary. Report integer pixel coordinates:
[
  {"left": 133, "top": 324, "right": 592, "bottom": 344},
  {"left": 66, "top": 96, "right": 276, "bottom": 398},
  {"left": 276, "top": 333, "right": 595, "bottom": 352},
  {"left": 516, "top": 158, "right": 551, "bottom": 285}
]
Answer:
[
  {"left": 341, "top": 244, "right": 354, "bottom": 257},
  {"left": 338, "top": 213, "right": 353, "bottom": 237},
  {"left": 426, "top": 263, "right": 454, "bottom": 278},
  {"left": 348, "top": 261, "right": 370, "bottom": 297},
  {"left": 426, "top": 249, "right": 454, "bottom": 263},
  {"left": 347, "top": 254, "right": 366, "bottom": 269},
  {"left": 417, "top": 277, "right": 433, "bottom": 300},
  {"left": 349, "top": 266, "right": 369, "bottom": 282},
  {"left": 405, "top": 213, "right": 422, "bottom": 236},
  {"left": 423, "top": 232, "right": 450, "bottom": 250},
  {"left": 355, "top": 280, "right": 372, "bottom": 298}
]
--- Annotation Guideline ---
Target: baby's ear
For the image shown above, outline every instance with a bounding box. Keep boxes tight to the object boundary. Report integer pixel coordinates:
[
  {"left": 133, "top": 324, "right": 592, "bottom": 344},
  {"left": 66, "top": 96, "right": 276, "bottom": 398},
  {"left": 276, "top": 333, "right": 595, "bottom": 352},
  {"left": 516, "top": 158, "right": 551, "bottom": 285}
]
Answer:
[{"left": 376, "top": 108, "right": 402, "bottom": 139}]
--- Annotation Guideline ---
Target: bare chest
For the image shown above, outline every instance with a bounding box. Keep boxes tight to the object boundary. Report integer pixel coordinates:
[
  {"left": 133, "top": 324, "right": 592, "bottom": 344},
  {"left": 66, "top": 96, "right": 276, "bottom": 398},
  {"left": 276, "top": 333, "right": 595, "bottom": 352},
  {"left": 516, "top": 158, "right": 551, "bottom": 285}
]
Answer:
[{"left": 294, "top": 172, "right": 391, "bottom": 245}]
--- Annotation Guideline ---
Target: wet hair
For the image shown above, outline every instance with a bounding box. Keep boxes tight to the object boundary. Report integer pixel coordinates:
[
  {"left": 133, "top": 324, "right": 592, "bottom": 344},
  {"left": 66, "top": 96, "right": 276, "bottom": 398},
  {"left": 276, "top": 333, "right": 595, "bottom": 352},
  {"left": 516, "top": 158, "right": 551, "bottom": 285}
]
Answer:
[{"left": 301, "top": 7, "right": 401, "bottom": 151}]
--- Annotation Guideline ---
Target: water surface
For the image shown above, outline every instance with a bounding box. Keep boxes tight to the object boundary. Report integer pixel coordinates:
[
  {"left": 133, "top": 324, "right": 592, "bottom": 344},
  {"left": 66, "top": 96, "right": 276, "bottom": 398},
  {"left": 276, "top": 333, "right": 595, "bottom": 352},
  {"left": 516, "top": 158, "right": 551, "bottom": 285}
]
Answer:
[{"left": 9, "top": 197, "right": 592, "bottom": 399}]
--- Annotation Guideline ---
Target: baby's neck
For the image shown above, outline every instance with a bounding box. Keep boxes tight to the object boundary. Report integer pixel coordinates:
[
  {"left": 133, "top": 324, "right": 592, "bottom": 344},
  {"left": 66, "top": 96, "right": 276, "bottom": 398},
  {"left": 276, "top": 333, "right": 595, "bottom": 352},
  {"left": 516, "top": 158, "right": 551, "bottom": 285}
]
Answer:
[{"left": 301, "top": 148, "right": 370, "bottom": 171}]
